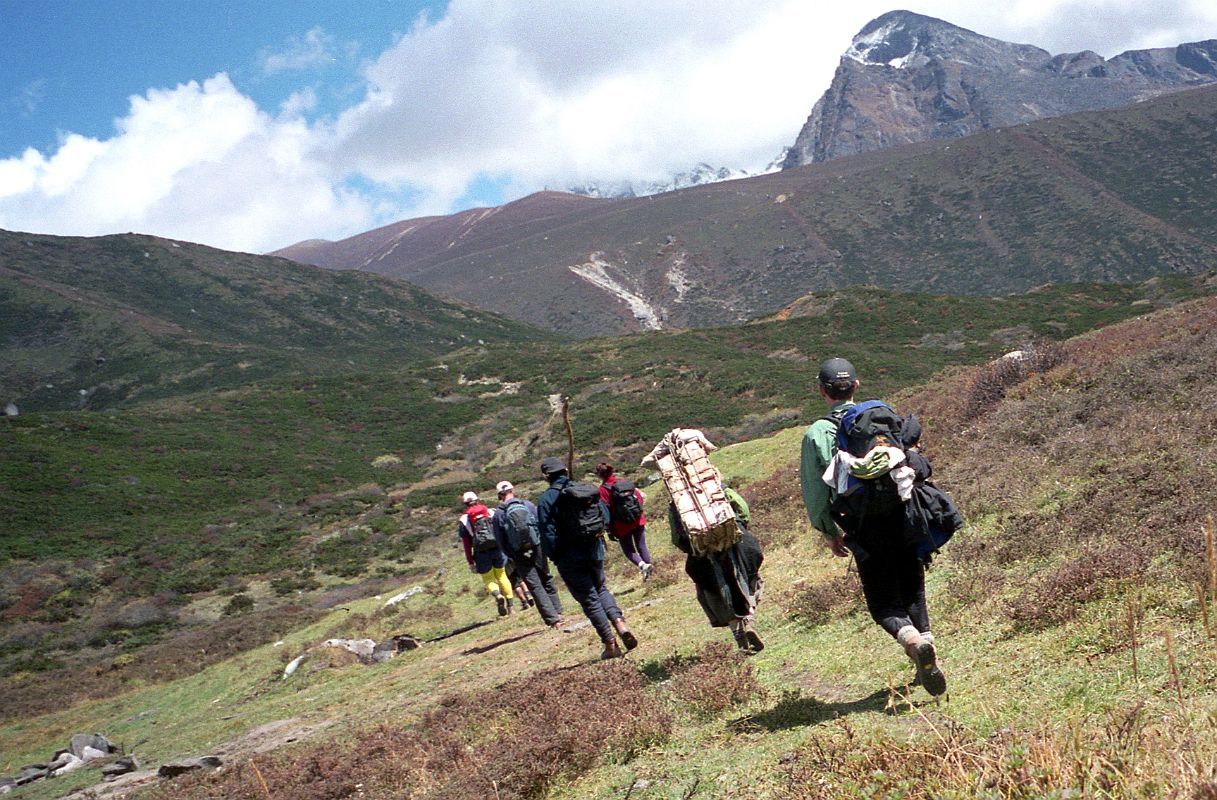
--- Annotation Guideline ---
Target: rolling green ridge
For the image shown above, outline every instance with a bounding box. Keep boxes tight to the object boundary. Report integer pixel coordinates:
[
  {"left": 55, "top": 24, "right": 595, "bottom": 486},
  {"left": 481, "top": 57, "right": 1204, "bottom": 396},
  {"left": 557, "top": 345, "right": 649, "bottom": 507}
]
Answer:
[
  {"left": 0, "top": 229, "right": 553, "bottom": 411},
  {"left": 3, "top": 292, "right": 1216, "bottom": 799},
  {"left": 1, "top": 275, "right": 1214, "bottom": 730}
]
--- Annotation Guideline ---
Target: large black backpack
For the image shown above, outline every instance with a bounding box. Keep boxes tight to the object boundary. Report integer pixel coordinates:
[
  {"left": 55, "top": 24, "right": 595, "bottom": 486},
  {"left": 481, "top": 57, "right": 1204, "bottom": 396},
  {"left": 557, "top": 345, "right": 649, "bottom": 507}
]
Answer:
[
  {"left": 826, "top": 400, "right": 909, "bottom": 534},
  {"left": 468, "top": 510, "right": 498, "bottom": 553},
  {"left": 557, "top": 481, "right": 607, "bottom": 543},
  {"left": 608, "top": 480, "right": 643, "bottom": 526},
  {"left": 501, "top": 499, "right": 540, "bottom": 554}
]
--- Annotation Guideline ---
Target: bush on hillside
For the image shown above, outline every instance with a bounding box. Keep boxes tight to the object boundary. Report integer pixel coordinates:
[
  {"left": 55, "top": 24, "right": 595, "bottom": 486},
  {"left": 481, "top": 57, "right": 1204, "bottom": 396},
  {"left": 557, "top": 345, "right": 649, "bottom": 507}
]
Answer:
[
  {"left": 902, "top": 302, "right": 1217, "bottom": 633},
  {"left": 664, "top": 641, "right": 767, "bottom": 717},
  {"left": 785, "top": 573, "right": 862, "bottom": 627},
  {"left": 962, "top": 341, "right": 1066, "bottom": 418}
]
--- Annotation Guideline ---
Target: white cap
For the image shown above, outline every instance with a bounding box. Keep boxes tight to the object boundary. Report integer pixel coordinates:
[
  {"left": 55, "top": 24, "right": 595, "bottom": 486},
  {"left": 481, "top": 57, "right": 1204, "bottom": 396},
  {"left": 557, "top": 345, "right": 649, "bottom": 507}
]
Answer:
[
  {"left": 461, "top": 491, "right": 478, "bottom": 504},
  {"left": 495, "top": 480, "right": 514, "bottom": 495}
]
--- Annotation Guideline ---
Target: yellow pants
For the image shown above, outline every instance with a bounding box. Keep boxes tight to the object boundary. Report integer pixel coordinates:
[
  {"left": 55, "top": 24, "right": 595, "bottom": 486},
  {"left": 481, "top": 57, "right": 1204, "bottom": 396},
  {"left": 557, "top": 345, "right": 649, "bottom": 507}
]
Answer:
[{"left": 481, "top": 566, "right": 512, "bottom": 598}]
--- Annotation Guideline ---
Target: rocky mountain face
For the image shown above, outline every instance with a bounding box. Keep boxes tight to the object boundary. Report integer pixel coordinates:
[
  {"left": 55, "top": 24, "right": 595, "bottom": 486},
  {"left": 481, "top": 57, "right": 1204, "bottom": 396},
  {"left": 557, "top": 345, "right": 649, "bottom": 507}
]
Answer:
[
  {"left": 277, "top": 84, "right": 1217, "bottom": 338},
  {"left": 783, "top": 10, "right": 1217, "bottom": 167}
]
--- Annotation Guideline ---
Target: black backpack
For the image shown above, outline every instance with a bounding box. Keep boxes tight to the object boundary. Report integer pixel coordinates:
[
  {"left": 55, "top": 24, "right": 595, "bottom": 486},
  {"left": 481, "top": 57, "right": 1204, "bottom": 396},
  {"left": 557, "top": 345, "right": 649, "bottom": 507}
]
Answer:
[
  {"left": 557, "top": 481, "right": 607, "bottom": 543},
  {"left": 469, "top": 510, "right": 498, "bottom": 553},
  {"left": 826, "top": 400, "right": 909, "bottom": 534},
  {"left": 608, "top": 480, "right": 643, "bottom": 526},
  {"left": 502, "top": 499, "right": 540, "bottom": 554}
]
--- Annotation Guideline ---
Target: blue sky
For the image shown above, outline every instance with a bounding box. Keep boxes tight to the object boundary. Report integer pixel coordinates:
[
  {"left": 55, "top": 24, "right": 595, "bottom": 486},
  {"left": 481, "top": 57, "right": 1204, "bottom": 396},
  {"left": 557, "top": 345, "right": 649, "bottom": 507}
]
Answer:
[
  {"left": 1, "top": 0, "right": 1215, "bottom": 253},
  {"left": 1, "top": 1, "right": 440, "bottom": 153}
]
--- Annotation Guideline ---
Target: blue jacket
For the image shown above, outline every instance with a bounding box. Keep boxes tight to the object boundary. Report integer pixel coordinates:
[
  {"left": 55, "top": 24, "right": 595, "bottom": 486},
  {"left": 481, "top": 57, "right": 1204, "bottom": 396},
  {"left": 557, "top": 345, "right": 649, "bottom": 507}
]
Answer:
[
  {"left": 537, "top": 475, "right": 607, "bottom": 564},
  {"left": 492, "top": 498, "right": 539, "bottom": 561}
]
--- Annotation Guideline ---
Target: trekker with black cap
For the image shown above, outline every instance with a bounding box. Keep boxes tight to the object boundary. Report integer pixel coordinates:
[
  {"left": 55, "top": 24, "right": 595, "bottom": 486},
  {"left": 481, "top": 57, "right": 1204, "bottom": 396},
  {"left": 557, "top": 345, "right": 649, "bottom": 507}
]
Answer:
[
  {"left": 536, "top": 456, "right": 638, "bottom": 659},
  {"left": 799, "top": 357, "right": 947, "bottom": 696}
]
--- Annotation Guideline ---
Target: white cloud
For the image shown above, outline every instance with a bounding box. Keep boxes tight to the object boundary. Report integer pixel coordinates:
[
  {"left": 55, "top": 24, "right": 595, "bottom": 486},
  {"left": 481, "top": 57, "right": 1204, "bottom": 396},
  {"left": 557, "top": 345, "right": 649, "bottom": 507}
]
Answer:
[
  {"left": 18, "top": 78, "right": 48, "bottom": 116},
  {"left": 1, "top": 0, "right": 1215, "bottom": 252},
  {"left": 0, "top": 75, "right": 373, "bottom": 253},
  {"left": 260, "top": 27, "right": 352, "bottom": 74}
]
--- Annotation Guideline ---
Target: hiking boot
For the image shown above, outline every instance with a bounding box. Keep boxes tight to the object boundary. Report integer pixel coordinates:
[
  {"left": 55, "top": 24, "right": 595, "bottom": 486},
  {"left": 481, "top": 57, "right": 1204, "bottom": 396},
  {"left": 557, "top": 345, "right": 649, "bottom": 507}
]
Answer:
[
  {"left": 601, "top": 639, "right": 624, "bottom": 660},
  {"left": 506, "top": 598, "right": 515, "bottom": 615},
  {"left": 494, "top": 592, "right": 509, "bottom": 617},
  {"left": 613, "top": 618, "right": 638, "bottom": 651},
  {"left": 913, "top": 641, "right": 947, "bottom": 696},
  {"left": 732, "top": 629, "right": 749, "bottom": 650},
  {"left": 640, "top": 562, "right": 653, "bottom": 582},
  {"left": 741, "top": 619, "right": 765, "bottom": 653}
]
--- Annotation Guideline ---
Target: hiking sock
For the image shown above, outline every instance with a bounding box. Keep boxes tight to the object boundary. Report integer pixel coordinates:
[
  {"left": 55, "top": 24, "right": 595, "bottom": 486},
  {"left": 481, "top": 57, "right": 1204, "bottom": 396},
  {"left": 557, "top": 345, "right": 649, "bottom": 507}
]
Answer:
[
  {"left": 729, "top": 620, "right": 747, "bottom": 649},
  {"left": 895, "top": 625, "right": 923, "bottom": 651}
]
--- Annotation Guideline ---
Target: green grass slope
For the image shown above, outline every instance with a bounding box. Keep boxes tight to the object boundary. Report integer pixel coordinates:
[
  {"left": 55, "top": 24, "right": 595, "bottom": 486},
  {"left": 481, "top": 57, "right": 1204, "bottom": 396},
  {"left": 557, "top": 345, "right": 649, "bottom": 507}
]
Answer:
[
  {"left": 0, "top": 276, "right": 1214, "bottom": 762},
  {"left": 0, "top": 229, "right": 552, "bottom": 411},
  {"left": 4, "top": 291, "right": 1216, "bottom": 799}
]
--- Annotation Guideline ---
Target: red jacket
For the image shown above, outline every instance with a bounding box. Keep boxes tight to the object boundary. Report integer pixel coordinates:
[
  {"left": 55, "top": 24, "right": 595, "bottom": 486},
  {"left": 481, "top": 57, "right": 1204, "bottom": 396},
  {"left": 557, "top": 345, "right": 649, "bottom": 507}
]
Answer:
[
  {"left": 598, "top": 475, "right": 646, "bottom": 537},
  {"left": 458, "top": 503, "right": 492, "bottom": 563}
]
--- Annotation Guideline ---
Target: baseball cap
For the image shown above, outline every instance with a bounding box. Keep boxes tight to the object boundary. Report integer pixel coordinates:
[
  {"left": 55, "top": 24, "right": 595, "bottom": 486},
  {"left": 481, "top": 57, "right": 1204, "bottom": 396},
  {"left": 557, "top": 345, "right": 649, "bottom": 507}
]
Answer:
[
  {"left": 818, "top": 357, "right": 857, "bottom": 386},
  {"left": 461, "top": 490, "right": 478, "bottom": 504},
  {"left": 539, "top": 456, "right": 566, "bottom": 476},
  {"left": 495, "top": 480, "right": 514, "bottom": 495}
]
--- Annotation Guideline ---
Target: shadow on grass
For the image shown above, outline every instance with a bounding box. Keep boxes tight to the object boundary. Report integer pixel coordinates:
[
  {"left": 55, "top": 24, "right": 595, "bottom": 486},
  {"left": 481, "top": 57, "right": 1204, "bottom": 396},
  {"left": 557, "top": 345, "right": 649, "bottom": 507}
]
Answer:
[
  {"left": 425, "top": 619, "right": 494, "bottom": 643},
  {"left": 728, "top": 687, "right": 890, "bottom": 732},
  {"left": 461, "top": 628, "right": 545, "bottom": 655}
]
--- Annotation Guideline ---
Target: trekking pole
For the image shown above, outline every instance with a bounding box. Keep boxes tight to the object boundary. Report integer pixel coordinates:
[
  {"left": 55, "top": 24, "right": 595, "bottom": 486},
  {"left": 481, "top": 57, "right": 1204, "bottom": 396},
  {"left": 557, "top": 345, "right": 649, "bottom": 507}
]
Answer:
[{"left": 562, "top": 395, "right": 575, "bottom": 475}]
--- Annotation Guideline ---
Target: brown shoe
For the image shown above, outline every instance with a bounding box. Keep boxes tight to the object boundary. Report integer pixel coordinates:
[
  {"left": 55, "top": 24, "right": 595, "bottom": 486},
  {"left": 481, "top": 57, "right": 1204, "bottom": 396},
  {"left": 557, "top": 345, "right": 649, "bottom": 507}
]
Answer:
[
  {"left": 613, "top": 618, "right": 638, "bottom": 650},
  {"left": 601, "top": 639, "right": 624, "bottom": 660},
  {"left": 741, "top": 619, "right": 764, "bottom": 653}
]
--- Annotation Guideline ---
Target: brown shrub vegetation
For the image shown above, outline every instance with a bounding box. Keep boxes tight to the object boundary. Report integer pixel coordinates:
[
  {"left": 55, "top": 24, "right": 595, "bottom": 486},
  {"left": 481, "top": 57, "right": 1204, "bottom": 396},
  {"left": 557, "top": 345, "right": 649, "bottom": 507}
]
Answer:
[
  {"left": 784, "top": 573, "right": 863, "bottom": 627},
  {"left": 744, "top": 465, "right": 805, "bottom": 548},
  {"left": 663, "top": 641, "right": 767, "bottom": 716},
  {"left": 777, "top": 704, "right": 1216, "bottom": 800},
  {"left": 895, "top": 297, "right": 1217, "bottom": 631},
  {"left": 140, "top": 660, "right": 672, "bottom": 800},
  {"left": 1006, "top": 542, "right": 1153, "bottom": 631}
]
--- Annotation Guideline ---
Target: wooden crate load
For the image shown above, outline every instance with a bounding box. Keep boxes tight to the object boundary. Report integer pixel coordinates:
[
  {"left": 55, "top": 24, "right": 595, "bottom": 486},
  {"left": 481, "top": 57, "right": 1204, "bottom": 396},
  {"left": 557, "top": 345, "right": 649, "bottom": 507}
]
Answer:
[{"left": 641, "top": 428, "right": 740, "bottom": 556}]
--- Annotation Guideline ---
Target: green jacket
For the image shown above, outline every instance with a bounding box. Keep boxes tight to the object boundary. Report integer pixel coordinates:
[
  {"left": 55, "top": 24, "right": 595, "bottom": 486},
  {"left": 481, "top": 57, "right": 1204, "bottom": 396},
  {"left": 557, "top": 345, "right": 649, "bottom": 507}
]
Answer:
[{"left": 800, "top": 400, "right": 854, "bottom": 539}]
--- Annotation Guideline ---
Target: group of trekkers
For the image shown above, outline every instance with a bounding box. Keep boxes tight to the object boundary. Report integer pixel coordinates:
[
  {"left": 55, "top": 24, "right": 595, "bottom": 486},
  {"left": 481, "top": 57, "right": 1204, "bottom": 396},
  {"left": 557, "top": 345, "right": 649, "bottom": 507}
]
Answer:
[
  {"left": 456, "top": 357, "right": 959, "bottom": 696},
  {"left": 457, "top": 458, "right": 647, "bottom": 658}
]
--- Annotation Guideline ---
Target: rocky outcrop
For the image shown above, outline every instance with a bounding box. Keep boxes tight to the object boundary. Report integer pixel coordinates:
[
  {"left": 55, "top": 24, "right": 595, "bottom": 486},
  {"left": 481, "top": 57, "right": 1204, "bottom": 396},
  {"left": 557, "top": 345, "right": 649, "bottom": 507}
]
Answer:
[
  {"left": 783, "top": 10, "right": 1217, "bottom": 166},
  {"left": 1, "top": 733, "right": 118, "bottom": 791}
]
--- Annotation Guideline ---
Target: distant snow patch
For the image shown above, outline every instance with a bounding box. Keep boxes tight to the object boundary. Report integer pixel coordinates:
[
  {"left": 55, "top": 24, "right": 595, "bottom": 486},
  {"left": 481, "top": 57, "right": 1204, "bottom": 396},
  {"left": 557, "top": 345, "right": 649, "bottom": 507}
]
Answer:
[
  {"left": 569, "top": 253, "right": 663, "bottom": 330},
  {"left": 665, "top": 253, "right": 692, "bottom": 302}
]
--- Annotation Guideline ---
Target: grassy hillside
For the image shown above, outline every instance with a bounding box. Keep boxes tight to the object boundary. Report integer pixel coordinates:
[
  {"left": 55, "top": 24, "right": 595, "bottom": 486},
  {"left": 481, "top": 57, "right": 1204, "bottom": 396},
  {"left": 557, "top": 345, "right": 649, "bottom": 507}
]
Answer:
[
  {"left": 278, "top": 85, "right": 1217, "bottom": 336},
  {"left": 0, "top": 275, "right": 1213, "bottom": 738},
  {"left": 3, "top": 292, "right": 1216, "bottom": 799},
  {"left": 0, "top": 229, "right": 552, "bottom": 411}
]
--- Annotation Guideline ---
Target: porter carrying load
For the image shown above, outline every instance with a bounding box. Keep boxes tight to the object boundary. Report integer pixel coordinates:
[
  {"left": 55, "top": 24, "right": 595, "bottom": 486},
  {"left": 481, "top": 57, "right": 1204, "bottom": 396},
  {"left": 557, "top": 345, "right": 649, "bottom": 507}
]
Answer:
[{"left": 641, "top": 428, "right": 739, "bottom": 556}]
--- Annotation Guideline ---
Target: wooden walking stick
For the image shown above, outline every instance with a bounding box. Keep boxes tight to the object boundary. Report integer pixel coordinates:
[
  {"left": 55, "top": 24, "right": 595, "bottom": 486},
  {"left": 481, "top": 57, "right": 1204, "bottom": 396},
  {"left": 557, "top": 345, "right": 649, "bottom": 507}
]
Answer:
[{"left": 562, "top": 395, "right": 575, "bottom": 475}]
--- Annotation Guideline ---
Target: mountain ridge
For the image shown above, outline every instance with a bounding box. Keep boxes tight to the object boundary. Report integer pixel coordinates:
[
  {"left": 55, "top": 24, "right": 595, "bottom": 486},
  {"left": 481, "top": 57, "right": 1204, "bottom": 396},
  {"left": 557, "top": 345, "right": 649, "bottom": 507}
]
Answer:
[
  {"left": 782, "top": 9, "right": 1217, "bottom": 166},
  {"left": 275, "top": 84, "right": 1217, "bottom": 337},
  {"left": 0, "top": 229, "right": 552, "bottom": 411}
]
